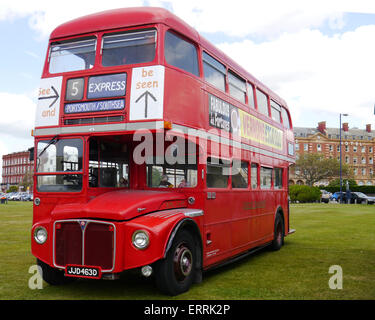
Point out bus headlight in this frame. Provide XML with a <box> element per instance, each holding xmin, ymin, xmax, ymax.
<box><xmin>34</xmin><ymin>226</ymin><xmax>48</xmax><ymax>244</ymax></box>
<box><xmin>132</xmin><ymin>230</ymin><xmax>149</xmax><ymax>250</ymax></box>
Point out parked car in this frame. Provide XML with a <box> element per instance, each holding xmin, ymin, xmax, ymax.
<box><xmin>14</xmin><ymin>193</ymin><xmax>23</xmax><ymax>201</ymax></box>
<box><xmin>350</xmin><ymin>192</ymin><xmax>375</xmax><ymax>204</ymax></box>
<box><xmin>8</xmin><ymin>192</ymin><xmax>20</xmax><ymax>201</ymax></box>
<box><xmin>20</xmin><ymin>193</ymin><xmax>33</xmax><ymax>201</ymax></box>
<box><xmin>320</xmin><ymin>190</ymin><xmax>332</xmax><ymax>203</ymax></box>
<box><xmin>330</xmin><ymin>191</ymin><xmax>375</xmax><ymax>204</ymax></box>
<box><xmin>6</xmin><ymin>192</ymin><xmax>14</xmax><ymax>200</ymax></box>
<box><xmin>330</xmin><ymin>192</ymin><xmax>345</xmax><ymax>202</ymax></box>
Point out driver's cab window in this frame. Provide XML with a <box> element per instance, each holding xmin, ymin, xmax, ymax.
<box><xmin>89</xmin><ymin>137</ymin><xmax>129</xmax><ymax>188</ymax></box>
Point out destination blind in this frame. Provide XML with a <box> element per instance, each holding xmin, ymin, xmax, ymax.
<box><xmin>65</xmin><ymin>99</ymin><xmax>125</xmax><ymax>114</ymax></box>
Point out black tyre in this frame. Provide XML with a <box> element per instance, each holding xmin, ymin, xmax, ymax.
<box><xmin>154</xmin><ymin>230</ymin><xmax>196</xmax><ymax>296</ymax></box>
<box><xmin>270</xmin><ymin>214</ymin><xmax>284</xmax><ymax>251</ymax></box>
<box><xmin>37</xmin><ymin>259</ymin><xmax>75</xmax><ymax>285</ymax></box>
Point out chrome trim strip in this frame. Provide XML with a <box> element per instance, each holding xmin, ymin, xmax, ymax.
<box><xmin>150</xmin><ymin>208</ymin><xmax>204</xmax><ymax>219</ymax></box>
<box><xmin>183</xmin><ymin>209</ymin><xmax>204</xmax><ymax>218</ymax></box>
<box><xmin>34</xmin><ymin>121</ymin><xmax>165</xmax><ymax>136</ymax></box>
<box><xmin>160</xmin><ymin>212</ymin><xmax>183</xmax><ymax>219</ymax></box>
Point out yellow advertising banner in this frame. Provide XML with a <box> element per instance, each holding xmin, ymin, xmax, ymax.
<box><xmin>239</xmin><ymin>109</ymin><xmax>283</xmax><ymax>150</ymax></box>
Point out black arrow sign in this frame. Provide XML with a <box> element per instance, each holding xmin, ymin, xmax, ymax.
<box><xmin>38</xmin><ymin>86</ymin><xmax>59</xmax><ymax>108</ymax></box>
<box><xmin>135</xmin><ymin>90</ymin><xmax>157</xmax><ymax>118</ymax></box>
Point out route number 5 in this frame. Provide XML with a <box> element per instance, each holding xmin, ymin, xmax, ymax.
<box><xmin>66</xmin><ymin>78</ymin><xmax>84</xmax><ymax>100</ymax></box>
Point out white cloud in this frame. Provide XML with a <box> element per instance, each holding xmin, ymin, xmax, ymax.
<box><xmin>0</xmin><ymin>92</ymin><xmax>36</xmax><ymax>184</ymax></box>
<box><xmin>0</xmin><ymin>92</ymin><xmax>36</xmax><ymax>139</ymax></box>
<box><xmin>217</xmin><ymin>25</ymin><xmax>375</xmax><ymax>125</ymax></box>
<box><xmin>1</xmin><ymin>1</ymin><xmax>375</xmax><ymax>39</ymax></box>
<box><xmin>24</xmin><ymin>50</ymin><xmax>39</xmax><ymax>59</ymax></box>
<box><xmin>0</xmin><ymin>0</ymin><xmax>145</xmax><ymax>38</ymax></box>
<box><xmin>149</xmin><ymin>0</ymin><xmax>375</xmax><ymax>38</ymax></box>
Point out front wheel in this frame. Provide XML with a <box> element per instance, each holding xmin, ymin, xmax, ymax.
<box><xmin>270</xmin><ymin>214</ymin><xmax>284</xmax><ymax>251</ymax></box>
<box><xmin>154</xmin><ymin>230</ymin><xmax>196</xmax><ymax>296</ymax></box>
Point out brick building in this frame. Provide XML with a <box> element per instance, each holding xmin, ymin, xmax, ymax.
<box><xmin>1</xmin><ymin>149</ymin><xmax>34</xmax><ymax>192</ymax></box>
<box><xmin>290</xmin><ymin>122</ymin><xmax>375</xmax><ymax>186</ymax></box>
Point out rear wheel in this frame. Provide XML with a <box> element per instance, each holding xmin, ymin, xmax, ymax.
<box><xmin>37</xmin><ymin>259</ymin><xmax>75</xmax><ymax>285</ymax></box>
<box><xmin>154</xmin><ymin>230</ymin><xmax>196</xmax><ymax>296</ymax></box>
<box><xmin>270</xmin><ymin>214</ymin><xmax>284</xmax><ymax>251</ymax></box>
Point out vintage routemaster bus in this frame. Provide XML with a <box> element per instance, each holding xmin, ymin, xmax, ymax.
<box><xmin>31</xmin><ymin>7</ymin><xmax>295</xmax><ymax>295</ymax></box>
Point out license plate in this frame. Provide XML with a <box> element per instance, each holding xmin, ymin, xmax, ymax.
<box><xmin>65</xmin><ymin>265</ymin><xmax>101</xmax><ymax>279</ymax></box>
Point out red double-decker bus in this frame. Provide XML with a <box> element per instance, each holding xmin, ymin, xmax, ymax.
<box><xmin>31</xmin><ymin>7</ymin><xmax>295</xmax><ymax>295</ymax></box>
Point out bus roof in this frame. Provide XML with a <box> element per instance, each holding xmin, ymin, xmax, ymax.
<box><xmin>50</xmin><ymin>7</ymin><xmax>287</xmax><ymax>108</ymax></box>
<box><xmin>50</xmin><ymin>7</ymin><xmax>198</xmax><ymax>40</ymax></box>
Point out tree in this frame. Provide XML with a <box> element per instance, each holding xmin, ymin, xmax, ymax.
<box><xmin>7</xmin><ymin>186</ymin><xmax>18</xmax><ymax>193</ymax></box>
<box><xmin>294</xmin><ymin>153</ymin><xmax>351</xmax><ymax>186</ymax></box>
<box><xmin>328</xmin><ymin>178</ymin><xmax>357</xmax><ymax>188</ymax></box>
<box><xmin>19</xmin><ymin>171</ymin><xmax>33</xmax><ymax>192</ymax></box>
<box><xmin>289</xmin><ymin>185</ymin><xmax>321</xmax><ymax>203</ymax></box>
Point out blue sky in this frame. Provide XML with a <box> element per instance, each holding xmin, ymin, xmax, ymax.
<box><xmin>1</xmin><ymin>1</ymin><xmax>375</xmax><ymax>183</ymax></box>
<box><xmin>0</xmin><ymin>18</ymin><xmax>46</xmax><ymax>94</ymax></box>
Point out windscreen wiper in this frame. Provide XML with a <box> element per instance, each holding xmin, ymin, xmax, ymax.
<box><xmin>37</xmin><ymin>135</ymin><xmax>59</xmax><ymax>165</ymax></box>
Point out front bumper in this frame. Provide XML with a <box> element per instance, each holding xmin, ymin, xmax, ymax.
<box><xmin>31</xmin><ymin>210</ymin><xmax>194</xmax><ymax>275</ymax></box>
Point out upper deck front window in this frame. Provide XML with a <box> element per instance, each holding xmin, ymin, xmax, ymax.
<box><xmin>49</xmin><ymin>38</ymin><xmax>96</xmax><ymax>74</ymax></box>
<box><xmin>102</xmin><ymin>29</ymin><xmax>156</xmax><ymax>67</ymax></box>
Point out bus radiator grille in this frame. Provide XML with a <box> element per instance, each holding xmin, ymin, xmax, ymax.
<box><xmin>54</xmin><ymin>220</ymin><xmax>115</xmax><ymax>272</ymax></box>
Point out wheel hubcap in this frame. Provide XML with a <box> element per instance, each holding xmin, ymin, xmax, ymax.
<box><xmin>174</xmin><ymin>243</ymin><xmax>193</xmax><ymax>281</ymax></box>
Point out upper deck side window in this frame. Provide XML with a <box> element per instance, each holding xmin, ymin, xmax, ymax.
<box><xmin>49</xmin><ymin>37</ymin><xmax>96</xmax><ymax>74</ymax></box>
<box><xmin>164</xmin><ymin>30</ymin><xmax>199</xmax><ymax>76</ymax></box>
<box><xmin>203</xmin><ymin>52</ymin><xmax>226</xmax><ymax>92</ymax></box>
<box><xmin>248</xmin><ymin>83</ymin><xmax>255</xmax><ymax>108</ymax></box>
<box><xmin>281</xmin><ymin>107</ymin><xmax>291</xmax><ymax>129</ymax></box>
<box><xmin>228</xmin><ymin>71</ymin><xmax>246</xmax><ymax>104</ymax></box>
<box><xmin>102</xmin><ymin>29</ymin><xmax>156</xmax><ymax>67</ymax></box>
<box><xmin>256</xmin><ymin>88</ymin><xmax>269</xmax><ymax>116</ymax></box>
<box><xmin>270</xmin><ymin>100</ymin><xmax>282</xmax><ymax>123</ymax></box>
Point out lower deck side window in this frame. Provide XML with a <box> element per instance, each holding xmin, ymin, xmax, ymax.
<box><xmin>146</xmin><ymin>163</ymin><xmax>197</xmax><ymax>188</ymax></box>
<box><xmin>274</xmin><ymin>168</ymin><xmax>283</xmax><ymax>189</ymax></box>
<box><xmin>251</xmin><ymin>163</ymin><xmax>259</xmax><ymax>189</ymax></box>
<box><xmin>260</xmin><ymin>167</ymin><xmax>272</xmax><ymax>189</ymax></box>
<box><xmin>206</xmin><ymin>157</ymin><xmax>230</xmax><ymax>188</ymax></box>
<box><xmin>231</xmin><ymin>161</ymin><xmax>248</xmax><ymax>188</ymax></box>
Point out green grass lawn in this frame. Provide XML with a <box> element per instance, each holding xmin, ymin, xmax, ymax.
<box><xmin>0</xmin><ymin>202</ymin><xmax>374</xmax><ymax>300</ymax></box>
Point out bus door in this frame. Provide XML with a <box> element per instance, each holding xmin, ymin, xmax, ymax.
<box><xmin>258</xmin><ymin>166</ymin><xmax>275</xmax><ymax>240</ymax></box>
<box><xmin>230</xmin><ymin>160</ymin><xmax>251</xmax><ymax>250</ymax></box>
<box><xmin>204</xmin><ymin>157</ymin><xmax>232</xmax><ymax>264</ymax></box>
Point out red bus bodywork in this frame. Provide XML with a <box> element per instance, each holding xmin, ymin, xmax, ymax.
<box><xmin>31</xmin><ymin>7</ymin><xmax>295</xmax><ymax>295</ymax></box>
